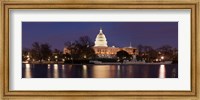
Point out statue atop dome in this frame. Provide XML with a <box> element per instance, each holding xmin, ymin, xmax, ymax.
<box><xmin>100</xmin><ymin>27</ymin><xmax>103</xmax><ymax>33</ymax></box>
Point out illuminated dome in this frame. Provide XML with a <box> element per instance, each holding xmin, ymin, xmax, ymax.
<box><xmin>94</xmin><ymin>28</ymin><xmax>108</xmax><ymax>47</ymax></box>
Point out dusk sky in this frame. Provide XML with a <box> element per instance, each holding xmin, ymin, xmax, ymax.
<box><xmin>22</xmin><ymin>22</ymin><xmax>178</xmax><ymax>50</ymax></box>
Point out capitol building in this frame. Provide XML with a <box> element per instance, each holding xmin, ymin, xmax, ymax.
<box><xmin>64</xmin><ymin>28</ymin><xmax>138</xmax><ymax>58</ymax></box>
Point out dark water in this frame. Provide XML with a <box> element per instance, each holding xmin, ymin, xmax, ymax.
<box><xmin>22</xmin><ymin>64</ymin><xmax>178</xmax><ymax>78</ymax></box>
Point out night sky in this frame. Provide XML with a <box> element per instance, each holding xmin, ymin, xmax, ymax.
<box><xmin>22</xmin><ymin>22</ymin><xmax>178</xmax><ymax>50</ymax></box>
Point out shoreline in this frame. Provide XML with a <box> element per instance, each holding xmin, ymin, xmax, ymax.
<box><xmin>22</xmin><ymin>62</ymin><xmax>177</xmax><ymax>65</ymax></box>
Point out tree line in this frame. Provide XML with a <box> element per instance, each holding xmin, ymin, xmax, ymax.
<box><xmin>136</xmin><ymin>44</ymin><xmax>178</xmax><ymax>62</ymax></box>
<box><xmin>22</xmin><ymin>36</ymin><xmax>178</xmax><ymax>63</ymax></box>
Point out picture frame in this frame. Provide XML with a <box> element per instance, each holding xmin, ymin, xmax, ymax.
<box><xmin>0</xmin><ymin>0</ymin><xmax>199</xmax><ymax>99</ymax></box>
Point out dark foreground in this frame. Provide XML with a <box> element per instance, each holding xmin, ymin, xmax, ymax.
<box><xmin>22</xmin><ymin>64</ymin><xmax>178</xmax><ymax>78</ymax></box>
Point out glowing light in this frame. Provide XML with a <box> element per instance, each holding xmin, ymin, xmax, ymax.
<box><xmin>94</xmin><ymin>28</ymin><xmax>108</xmax><ymax>47</ymax></box>
<box><xmin>83</xmin><ymin>55</ymin><xmax>87</xmax><ymax>58</ymax></box>
<box><xmin>53</xmin><ymin>64</ymin><xmax>59</xmax><ymax>78</ymax></box>
<box><xmin>161</xmin><ymin>56</ymin><xmax>164</xmax><ymax>60</ymax></box>
<box><xmin>117</xmin><ymin>65</ymin><xmax>120</xmax><ymax>71</ymax></box>
<box><xmin>25</xmin><ymin>64</ymin><xmax>31</xmax><ymax>78</ymax></box>
<box><xmin>156</xmin><ymin>59</ymin><xmax>158</xmax><ymax>62</ymax></box>
<box><xmin>83</xmin><ymin>65</ymin><xmax>87</xmax><ymax>78</ymax></box>
<box><xmin>48</xmin><ymin>64</ymin><xmax>50</xmax><ymax>69</ymax></box>
<box><xmin>54</xmin><ymin>64</ymin><xmax>58</xmax><ymax>70</ymax></box>
<box><xmin>159</xmin><ymin>64</ymin><xmax>166</xmax><ymax>78</ymax></box>
<box><xmin>62</xmin><ymin>65</ymin><xmax>65</xmax><ymax>69</ymax></box>
<box><xmin>92</xmin><ymin>65</ymin><xmax>110</xmax><ymax>78</ymax></box>
<box><xmin>26</xmin><ymin>64</ymin><xmax>30</xmax><ymax>68</ymax></box>
<box><xmin>61</xmin><ymin>65</ymin><xmax>66</xmax><ymax>78</ymax></box>
<box><xmin>26</xmin><ymin>55</ymin><xmax>30</xmax><ymax>61</ymax></box>
<box><xmin>83</xmin><ymin>65</ymin><xmax>87</xmax><ymax>70</ymax></box>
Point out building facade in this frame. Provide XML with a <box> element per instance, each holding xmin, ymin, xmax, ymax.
<box><xmin>64</xmin><ymin>28</ymin><xmax>138</xmax><ymax>58</ymax></box>
<box><xmin>93</xmin><ymin>28</ymin><xmax>138</xmax><ymax>58</ymax></box>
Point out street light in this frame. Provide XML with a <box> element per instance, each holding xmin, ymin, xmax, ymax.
<box><xmin>55</xmin><ymin>55</ymin><xmax>58</xmax><ymax>62</ymax></box>
<box><xmin>48</xmin><ymin>57</ymin><xmax>51</xmax><ymax>61</ymax></box>
<box><xmin>26</xmin><ymin>55</ymin><xmax>30</xmax><ymax>63</ymax></box>
<box><xmin>161</xmin><ymin>56</ymin><xmax>164</xmax><ymax>62</ymax></box>
<box><xmin>84</xmin><ymin>55</ymin><xmax>87</xmax><ymax>59</ymax></box>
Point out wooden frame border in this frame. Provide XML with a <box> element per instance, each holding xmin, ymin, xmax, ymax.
<box><xmin>0</xmin><ymin>0</ymin><xmax>199</xmax><ymax>99</ymax></box>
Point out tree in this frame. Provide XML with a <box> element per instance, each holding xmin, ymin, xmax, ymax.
<box><xmin>64</xmin><ymin>36</ymin><xmax>96</xmax><ymax>59</ymax></box>
<box><xmin>22</xmin><ymin>48</ymin><xmax>30</xmax><ymax>61</ymax></box>
<box><xmin>116</xmin><ymin>50</ymin><xmax>131</xmax><ymax>62</ymax></box>
<box><xmin>31</xmin><ymin>42</ymin><xmax>41</xmax><ymax>61</ymax></box>
<box><xmin>136</xmin><ymin>45</ymin><xmax>157</xmax><ymax>62</ymax></box>
<box><xmin>30</xmin><ymin>42</ymin><xmax>52</xmax><ymax>61</ymax></box>
<box><xmin>148</xmin><ymin>49</ymin><xmax>158</xmax><ymax>62</ymax></box>
<box><xmin>40</xmin><ymin>43</ymin><xmax>52</xmax><ymax>61</ymax></box>
<box><xmin>172</xmin><ymin>48</ymin><xmax>178</xmax><ymax>63</ymax></box>
<box><xmin>157</xmin><ymin>45</ymin><xmax>173</xmax><ymax>61</ymax></box>
<box><xmin>52</xmin><ymin>49</ymin><xmax>62</xmax><ymax>61</ymax></box>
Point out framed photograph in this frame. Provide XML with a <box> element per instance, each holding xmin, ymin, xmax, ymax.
<box><xmin>0</xmin><ymin>0</ymin><xmax>199</xmax><ymax>99</ymax></box>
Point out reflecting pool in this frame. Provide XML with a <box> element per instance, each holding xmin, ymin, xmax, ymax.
<box><xmin>22</xmin><ymin>64</ymin><xmax>178</xmax><ymax>78</ymax></box>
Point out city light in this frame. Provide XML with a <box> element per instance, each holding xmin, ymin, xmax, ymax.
<box><xmin>161</xmin><ymin>56</ymin><xmax>164</xmax><ymax>60</ymax></box>
<box><xmin>26</xmin><ymin>54</ymin><xmax>30</xmax><ymax>62</ymax></box>
<box><xmin>22</xmin><ymin>23</ymin><xmax>178</xmax><ymax>78</ymax></box>
<box><xmin>84</xmin><ymin>55</ymin><xmax>87</xmax><ymax>59</ymax></box>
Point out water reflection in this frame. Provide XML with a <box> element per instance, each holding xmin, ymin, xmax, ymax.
<box><xmin>61</xmin><ymin>64</ymin><xmax>66</xmax><ymax>78</ymax></box>
<box><xmin>25</xmin><ymin>64</ymin><xmax>32</xmax><ymax>78</ymax></box>
<box><xmin>82</xmin><ymin>65</ymin><xmax>87</xmax><ymax>78</ymax></box>
<box><xmin>171</xmin><ymin>68</ymin><xmax>177</xmax><ymax>78</ymax></box>
<box><xmin>159</xmin><ymin>64</ymin><xmax>166</xmax><ymax>78</ymax></box>
<box><xmin>116</xmin><ymin>65</ymin><xmax>120</xmax><ymax>78</ymax></box>
<box><xmin>53</xmin><ymin>64</ymin><xmax>59</xmax><ymax>78</ymax></box>
<box><xmin>47</xmin><ymin>64</ymin><xmax>51</xmax><ymax>78</ymax></box>
<box><xmin>62</xmin><ymin>65</ymin><xmax>65</xmax><ymax>69</ymax></box>
<box><xmin>126</xmin><ymin>65</ymin><xmax>134</xmax><ymax>78</ymax></box>
<box><xmin>22</xmin><ymin>64</ymin><xmax>177</xmax><ymax>78</ymax></box>
<box><xmin>92</xmin><ymin>65</ymin><xmax>112</xmax><ymax>78</ymax></box>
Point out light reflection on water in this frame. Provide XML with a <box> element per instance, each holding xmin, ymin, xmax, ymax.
<box><xmin>92</xmin><ymin>65</ymin><xmax>114</xmax><ymax>78</ymax></box>
<box><xmin>62</xmin><ymin>64</ymin><xmax>66</xmax><ymax>78</ymax></box>
<box><xmin>53</xmin><ymin>64</ymin><xmax>59</xmax><ymax>78</ymax></box>
<box><xmin>116</xmin><ymin>65</ymin><xmax>120</xmax><ymax>78</ymax></box>
<box><xmin>47</xmin><ymin>65</ymin><xmax>51</xmax><ymax>78</ymax></box>
<box><xmin>82</xmin><ymin>65</ymin><xmax>87</xmax><ymax>78</ymax></box>
<box><xmin>22</xmin><ymin>64</ymin><xmax>177</xmax><ymax>78</ymax></box>
<box><xmin>62</xmin><ymin>65</ymin><xmax>65</xmax><ymax>69</ymax></box>
<box><xmin>159</xmin><ymin>64</ymin><xmax>166</xmax><ymax>78</ymax></box>
<box><xmin>25</xmin><ymin>64</ymin><xmax>31</xmax><ymax>78</ymax></box>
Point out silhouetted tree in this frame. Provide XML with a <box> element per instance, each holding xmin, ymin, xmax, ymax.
<box><xmin>116</xmin><ymin>50</ymin><xmax>131</xmax><ymax>62</ymax></box>
<box><xmin>52</xmin><ymin>49</ymin><xmax>62</xmax><ymax>61</ymax></box>
<box><xmin>22</xmin><ymin>48</ymin><xmax>30</xmax><ymax>61</ymax></box>
<box><xmin>30</xmin><ymin>42</ymin><xmax>52</xmax><ymax>61</ymax></box>
<box><xmin>64</xmin><ymin>36</ymin><xmax>96</xmax><ymax>59</ymax></box>
<box><xmin>172</xmin><ymin>48</ymin><xmax>178</xmax><ymax>63</ymax></box>
<box><xmin>31</xmin><ymin>42</ymin><xmax>41</xmax><ymax>61</ymax></box>
<box><xmin>40</xmin><ymin>43</ymin><xmax>52</xmax><ymax>60</ymax></box>
<box><xmin>157</xmin><ymin>45</ymin><xmax>173</xmax><ymax>60</ymax></box>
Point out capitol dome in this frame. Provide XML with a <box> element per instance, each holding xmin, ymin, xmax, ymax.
<box><xmin>94</xmin><ymin>28</ymin><xmax>108</xmax><ymax>47</ymax></box>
